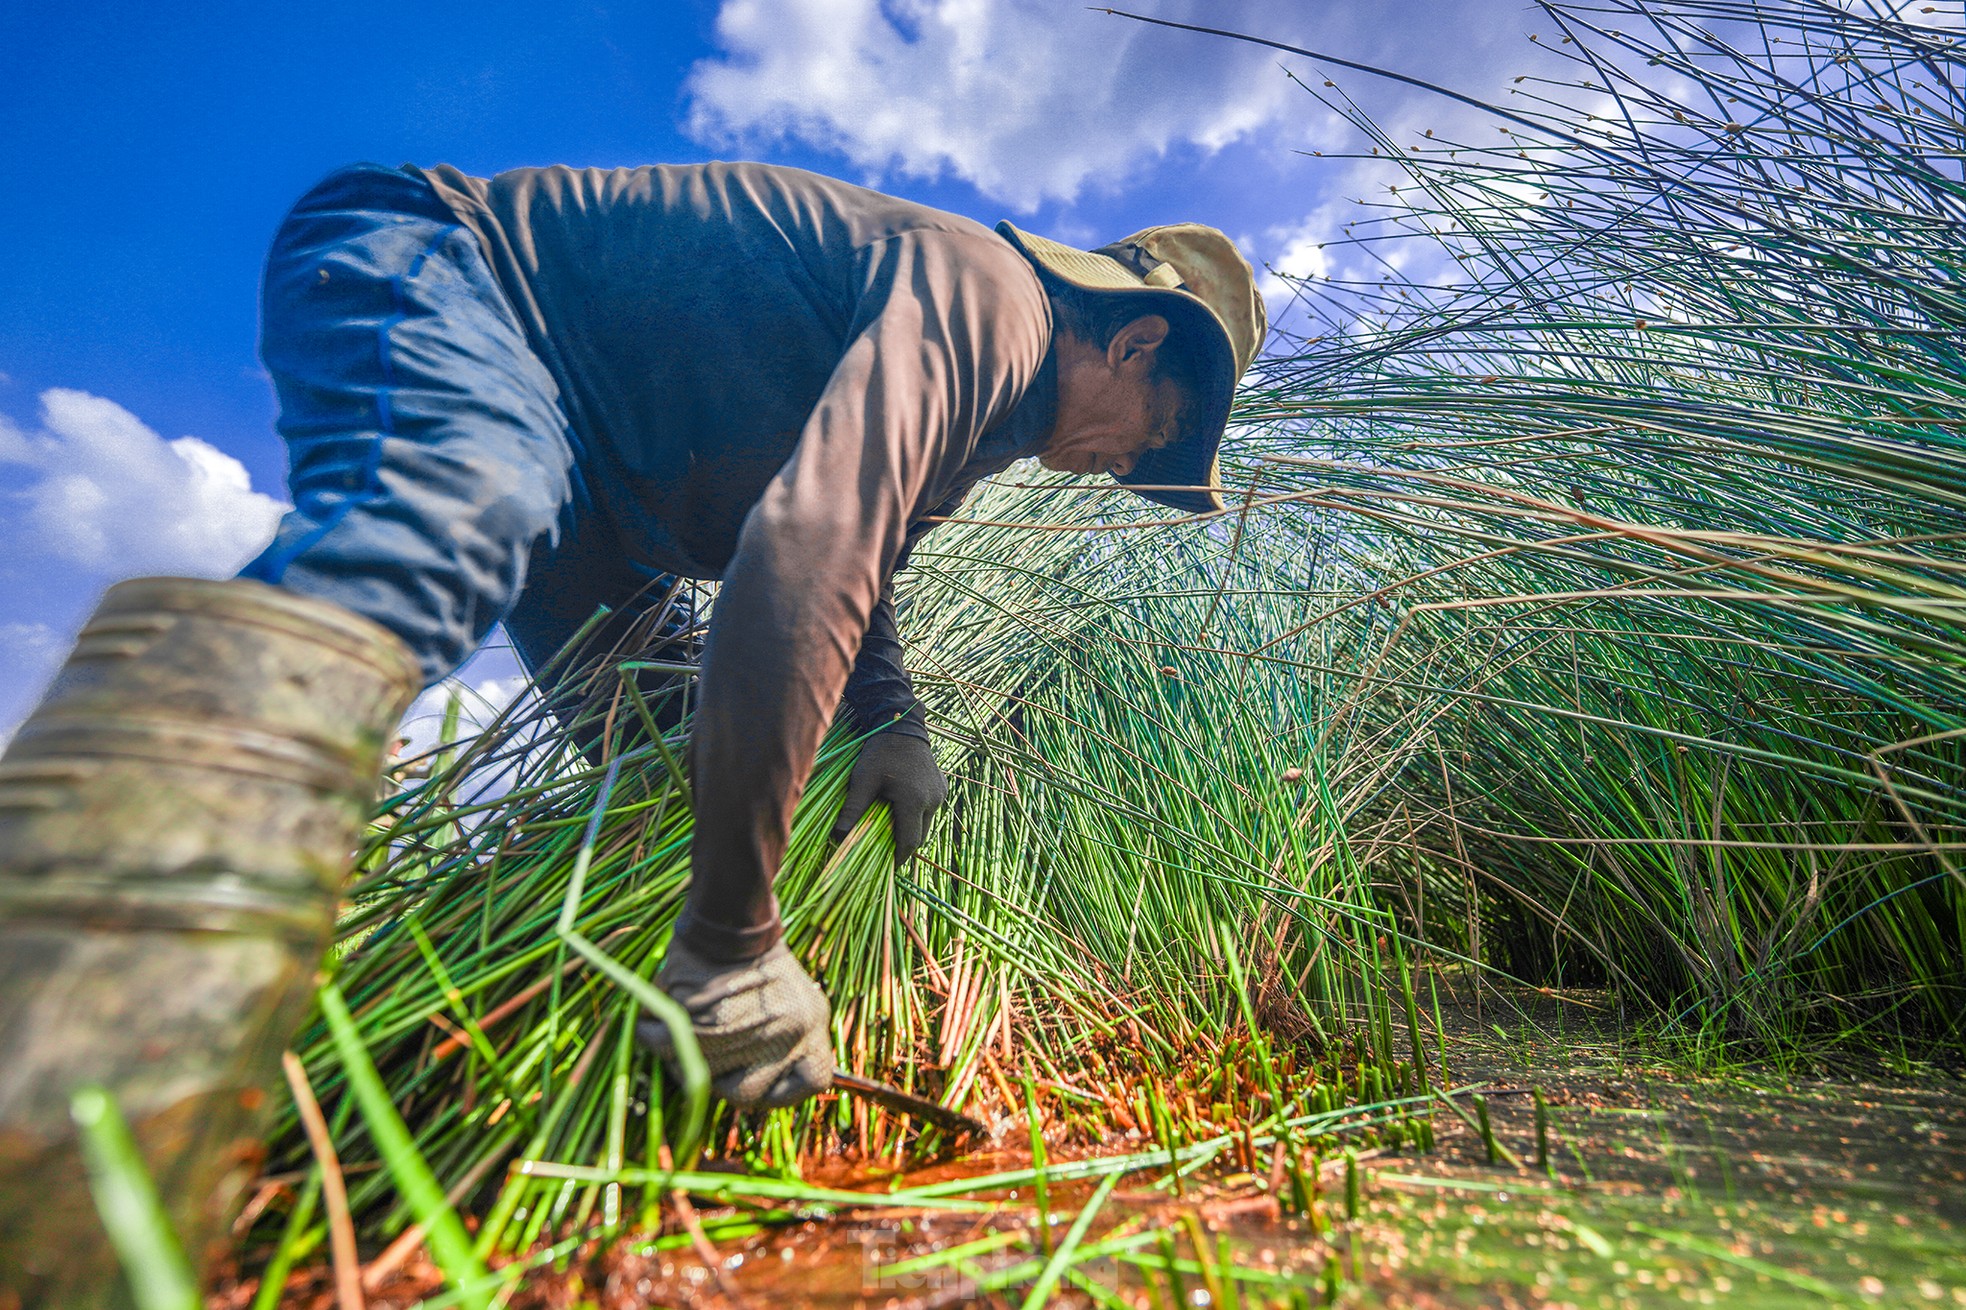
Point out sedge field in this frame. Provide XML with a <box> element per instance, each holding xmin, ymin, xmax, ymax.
<box><xmin>72</xmin><ymin>2</ymin><xmax>1966</xmax><ymax>1306</ymax></box>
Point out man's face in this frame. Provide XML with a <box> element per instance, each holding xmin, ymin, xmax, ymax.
<box><xmin>1038</xmin><ymin>375</ymin><xmax>1182</xmax><ymax>478</ymax></box>
<box><xmin>1041</xmin><ymin>313</ymin><xmax>1185</xmax><ymax>480</ymax></box>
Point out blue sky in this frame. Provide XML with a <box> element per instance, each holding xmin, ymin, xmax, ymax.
<box><xmin>0</xmin><ymin>0</ymin><xmax>1548</xmax><ymax>737</ymax></box>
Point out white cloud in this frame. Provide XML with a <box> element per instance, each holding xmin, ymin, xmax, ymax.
<box><xmin>0</xmin><ymin>388</ymin><xmax>288</xmax><ymax>741</ymax></box>
<box><xmin>1244</xmin><ymin>13</ymin><xmax>1611</xmax><ymax>325</ymax></box>
<box><xmin>685</xmin><ymin>0</ymin><xmax>1308</xmax><ymax>209</ymax></box>
<box><xmin>1256</xmin><ymin>133</ymin><xmax>1506</xmax><ymax>320</ymax></box>
<box><xmin>1260</xmin><ymin>201</ymin><xmax>1341</xmax><ymax>301</ymax></box>
<box><xmin>0</xmin><ymin>388</ymin><xmax>284</xmax><ymax>579</ymax></box>
<box><xmin>0</xmin><ymin>621</ymin><xmax>62</xmax><ymax>668</ymax></box>
<box><xmin>0</xmin><ymin>623</ymin><xmax>63</xmax><ymax>748</ymax></box>
<box><xmin>397</xmin><ymin>672</ymin><xmax>536</xmax><ymax>761</ymax></box>
<box><xmin>685</xmin><ymin>1</ymin><xmax>1553</xmax><ymax>212</ymax></box>
<box><xmin>1868</xmin><ymin>0</ymin><xmax>1962</xmax><ymax>29</ymax></box>
<box><xmin>389</xmin><ymin>650</ymin><xmax>541</xmax><ymax>810</ymax></box>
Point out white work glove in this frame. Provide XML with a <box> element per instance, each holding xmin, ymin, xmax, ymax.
<box><xmin>831</xmin><ymin>731</ymin><xmax>948</xmax><ymax>863</ymax></box>
<box><xmin>636</xmin><ymin>937</ymin><xmax>835</xmax><ymax>1109</ymax></box>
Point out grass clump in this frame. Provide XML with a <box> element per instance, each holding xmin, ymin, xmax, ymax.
<box><xmin>1224</xmin><ymin>0</ymin><xmax>1966</xmax><ymax>1049</ymax></box>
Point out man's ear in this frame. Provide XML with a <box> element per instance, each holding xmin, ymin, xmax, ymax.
<box><xmin>1109</xmin><ymin>314</ymin><xmax>1171</xmax><ymax>370</ymax></box>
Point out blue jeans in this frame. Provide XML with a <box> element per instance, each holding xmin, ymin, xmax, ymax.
<box><xmin>242</xmin><ymin>164</ymin><xmax>683</xmax><ymax>690</ymax></box>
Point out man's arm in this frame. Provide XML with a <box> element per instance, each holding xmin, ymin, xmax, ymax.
<box><xmin>845</xmin><ymin>499</ymin><xmax>967</xmax><ymax>740</ymax></box>
<box><xmin>677</xmin><ymin>230</ymin><xmax>1050</xmax><ymax>963</ymax></box>
<box><xmin>832</xmin><ymin>565</ymin><xmax>950</xmax><ymax>861</ymax></box>
<box><xmin>841</xmin><ymin>581</ymin><xmax>927</xmax><ymax>742</ymax></box>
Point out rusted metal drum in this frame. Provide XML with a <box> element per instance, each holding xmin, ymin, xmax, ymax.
<box><xmin>0</xmin><ymin>576</ymin><xmax>418</xmax><ymax>1306</ymax></box>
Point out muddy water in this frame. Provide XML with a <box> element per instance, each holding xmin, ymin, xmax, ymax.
<box><xmin>244</xmin><ymin>994</ymin><xmax>1966</xmax><ymax>1307</ymax></box>
<box><xmin>592</xmin><ymin>1000</ymin><xmax>1966</xmax><ymax>1308</ymax></box>
<box><xmin>1324</xmin><ymin>1009</ymin><xmax>1966</xmax><ymax>1307</ymax></box>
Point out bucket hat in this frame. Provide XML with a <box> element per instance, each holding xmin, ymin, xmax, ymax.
<box><xmin>996</xmin><ymin>221</ymin><xmax>1266</xmax><ymax>514</ymax></box>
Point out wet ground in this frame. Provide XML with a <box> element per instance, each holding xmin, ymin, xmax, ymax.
<box><xmin>1328</xmin><ymin>993</ymin><xmax>1966</xmax><ymax>1307</ymax></box>
<box><xmin>233</xmin><ymin>989</ymin><xmax>1966</xmax><ymax>1308</ymax></box>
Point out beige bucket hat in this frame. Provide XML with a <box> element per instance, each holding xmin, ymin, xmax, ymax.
<box><xmin>997</xmin><ymin>220</ymin><xmax>1266</xmax><ymax>513</ymax></box>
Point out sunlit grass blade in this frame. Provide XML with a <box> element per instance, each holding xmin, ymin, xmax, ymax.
<box><xmin>319</xmin><ymin>982</ymin><xmax>491</xmax><ymax>1310</ymax></box>
<box><xmin>70</xmin><ymin>1085</ymin><xmax>200</xmax><ymax>1310</ymax></box>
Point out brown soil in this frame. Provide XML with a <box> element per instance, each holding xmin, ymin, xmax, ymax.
<box><xmin>214</xmin><ymin>986</ymin><xmax>1966</xmax><ymax>1308</ymax></box>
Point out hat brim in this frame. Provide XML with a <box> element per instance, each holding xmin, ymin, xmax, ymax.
<box><xmin>1115</xmin><ymin>344</ymin><xmax>1233</xmax><ymax>516</ymax></box>
<box><xmin>998</xmin><ymin>222</ymin><xmax>1234</xmax><ymax>515</ymax></box>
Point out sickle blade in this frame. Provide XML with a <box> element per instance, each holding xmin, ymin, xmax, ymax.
<box><xmin>832</xmin><ymin>1069</ymin><xmax>989</xmax><ymax>1140</ymax></box>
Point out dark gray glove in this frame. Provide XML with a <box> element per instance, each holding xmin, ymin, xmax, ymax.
<box><xmin>636</xmin><ymin>937</ymin><xmax>834</xmax><ymax>1109</ymax></box>
<box><xmin>831</xmin><ymin>730</ymin><xmax>948</xmax><ymax>863</ymax></box>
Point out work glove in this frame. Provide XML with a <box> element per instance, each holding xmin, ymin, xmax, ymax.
<box><xmin>831</xmin><ymin>730</ymin><xmax>948</xmax><ymax>863</ymax></box>
<box><xmin>636</xmin><ymin>937</ymin><xmax>835</xmax><ymax>1109</ymax></box>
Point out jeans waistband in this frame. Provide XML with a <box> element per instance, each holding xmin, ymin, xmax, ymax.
<box><xmin>287</xmin><ymin>162</ymin><xmax>455</xmax><ymax>226</ymax></box>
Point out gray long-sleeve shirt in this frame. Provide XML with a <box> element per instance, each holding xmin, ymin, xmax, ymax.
<box><xmin>412</xmin><ymin>161</ymin><xmax>1058</xmax><ymax>956</ymax></box>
